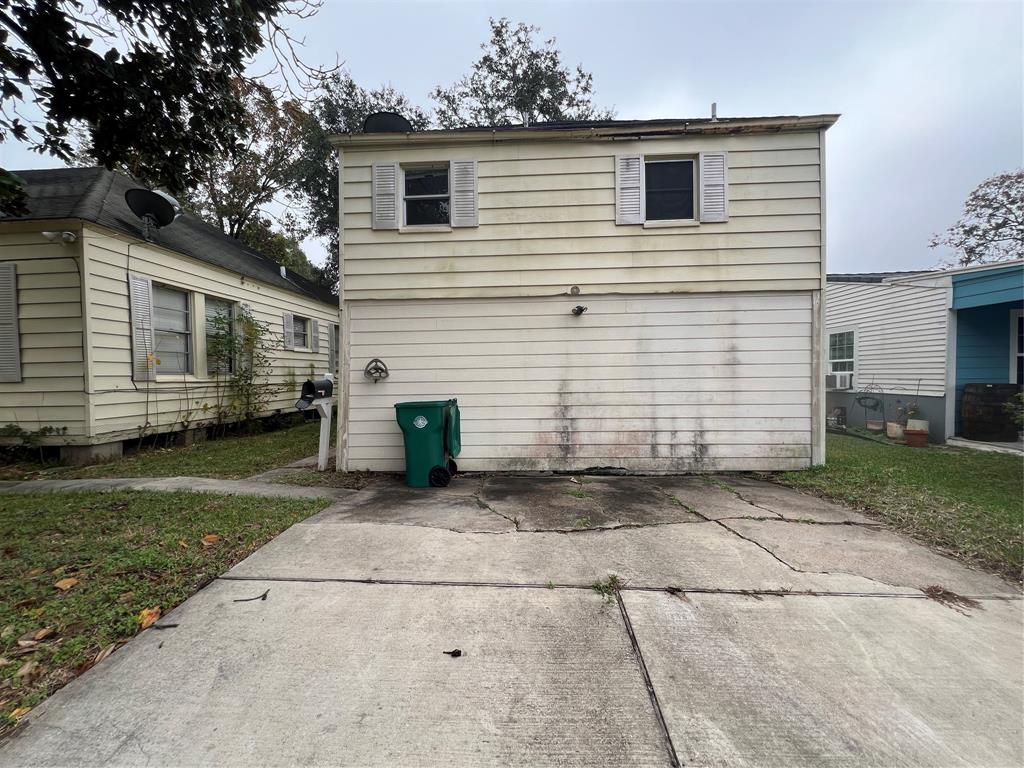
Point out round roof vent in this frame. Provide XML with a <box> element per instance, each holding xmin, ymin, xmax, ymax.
<box><xmin>363</xmin><ymin>111</ymin><xmax>414</xmax><ymax>133</ymax></box>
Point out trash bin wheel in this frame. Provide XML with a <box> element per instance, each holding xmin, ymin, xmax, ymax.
<box><xmin>429</xmin><ymin>465</ymin><xmax>452</xmax><ymax>487</ymax></box>
<box><xmin>447</xmin><ymin>459</ymin><xmax>458</xmax><ymax>476</ymax></box>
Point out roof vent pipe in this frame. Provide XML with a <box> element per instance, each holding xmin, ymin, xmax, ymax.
<box><xmin>711</xmin><ymin>102</ymin><xmax>718</xmax><ymax>122</ymax></box>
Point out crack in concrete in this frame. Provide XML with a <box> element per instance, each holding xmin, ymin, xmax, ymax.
<box><xmin>614</xmin><ymin>592</ymin><xmax>680</xmax><ymax>768</ymax></box>
<box><xmin>472</xmin><ymin>478</ymin><xmax>520</xmax><ymax>531</ymax></box>
<box><xmin>216</xmin><ymin>574</ymin><xmax>1020</xmax><ymax>601</ymax></box>
<box><xmin>644</xmin><ymin>480</ymin><xmax>913</xmax><ymax>593</ymax></box>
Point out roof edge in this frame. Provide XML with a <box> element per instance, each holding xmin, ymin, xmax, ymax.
<box><xmin>330</xmin><ymin>114</ymin><xmax>840</xmax><ymax>148</ymax></box>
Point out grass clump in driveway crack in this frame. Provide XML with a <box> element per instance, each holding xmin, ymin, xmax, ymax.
<box><xmin>0</xmin><ymin>490</ymin><xmax>328</xmax><ymax>734</ymax></box>
<box><xmin>769</xmin><ymin>434</ymin><xmax>1023</xmax><ymax>581</ymax></box>
<box><xmin>591</xmin><ymin>574</ymin><xmax>623</xmax><ymax>602</ymax></box>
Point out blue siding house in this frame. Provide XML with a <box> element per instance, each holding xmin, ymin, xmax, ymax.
<box><xmin>952</xmin><ymin>263</ymin><xmax>1023</xmax><ymax>434</ymax></box>
<box><xmin>825</xmin><ymin>260</ymin><xmax>1022</xmax><ymax>444</ymax></box>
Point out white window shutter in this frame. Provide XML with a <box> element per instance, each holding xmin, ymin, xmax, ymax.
<box><xmin>328</xmin><ymin>323</ymin><xmax>338</xmax><ymax>373</ymax></box>
<box><xmin>0</xmin><ymin>264</ymin><xmax>21</xmax><ymax>383</ymax></box>
<box><xmin>699</xmin><ymin>152</ymin><xmax>729</xmax><ymax>222</ymax></box>
<box><xmin>615</xmin><ymin>154</ymin><xmax>644</xmax><ymax>225</ymax></box>
<box><xmin>282</xmin><ymin>312</ymin><xmax>294</xmax><ymax>350</ymax></box>
<box><xmin>450</xmin><ymin>160</ymin><xmax>478</xmax><ymax>227</ymax></box>
<box><xmin>311</xmin><ymin>319</ymin><xmax>320</xmax><ymax>353</ymax></box>
<box><xmin>128</xmin><ymin>273</ymin><xmax>155</xmax><ymax>381</ymax></box>
<box><xmin>372</xmin><ymin>162</ymin><xmax>400</xmax><ymax>230</ymax></box>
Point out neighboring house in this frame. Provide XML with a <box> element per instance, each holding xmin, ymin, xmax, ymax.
<box><xmin>331</xmin><ymin>114</ymin><xmax>838</xmax><ymax>473</ymax></box>
<box><xmin>0</xmin><ymin>168</ymin><xmax>339</xmax><ymax>463</ymax></box>
<box><xmin>826</xmin><ymin>261</ymin><xmax>1024</xmax><ymax>442</ymax></box>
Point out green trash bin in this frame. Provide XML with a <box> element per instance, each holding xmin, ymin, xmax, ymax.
<box><xmin>395</xmin><ymin>399</ymin><xmax>460</xmax><ymax>488</ymax></box>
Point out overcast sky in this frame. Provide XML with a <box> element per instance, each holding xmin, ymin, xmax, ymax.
<box><xmin>2</xmin><ymin>0</ymin><xmax>1021</xmax><ymax>272</ymax></box>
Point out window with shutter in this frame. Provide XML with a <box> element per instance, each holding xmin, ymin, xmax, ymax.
<box><xmin>403</xmin><ymin>165</ymin><xmax>450</xmax><ymax>225</ymax></box>
<box><xmin>699</xmin><ymin>151</ymin><xmax>729</xmax><ymax>222</ymax></box>
<box><xmin>282</xmin><ymin>313</ymin><xmax>295</xmax><ymax>350</ymax></box>
<box><xmin>372</xmin><ymin>163</ymin><xmax>400</xmax><ymax>230</ymax></box>
<box><xmin>0</xmin><ymin>263</ymin><xmax>21</xmax><ymax>383</ymax></box>
<box><xmin>450</xmin><ymin>160</ymin><xmax>478</xmax><ymax>227</ymax></box>
<box><xmin>128</xmin><ymin>273</ymin><xmax>155</xmax><ymax>381</ymax></box>
<box><xmin>615</xmin><ymin>155</ymin><xmax>644</xmax><ymax>225</ymax></box>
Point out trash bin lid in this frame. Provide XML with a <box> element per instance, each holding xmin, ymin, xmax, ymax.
<box><xmin>394</xmin><ymin>400</ymin><xmax>453</xmax><ymax>410</ymax></box>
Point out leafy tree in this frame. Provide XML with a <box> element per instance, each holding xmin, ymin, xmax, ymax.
<box><xmin>931</xmin><ymin>169</ymin><xmax>1024</xmax><ymax>265</ymax></box>
<box><xmin>431</xmin><ymin>18</ymin><xmax>614</xmax><ymax>128</ymax></box>
<box><xmin>0</xmin><ymin>0</ymin><xmax>328</xmax><ymax>213</ymax></box>
<box><xmin>240</xmin><ymin>216</ymin><xmax>318</xmax><ymax>280</ymax></box>
<box><xmin>295</xmin><ymin>72</ymin><xmax>429</xmax><ymax>289</ymax></box>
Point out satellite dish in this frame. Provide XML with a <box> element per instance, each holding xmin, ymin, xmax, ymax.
<box><xmin>125</xmin><ymin>188</ymin><xmax>181</xmax><ymax>239</ymax></box>
<box><xmin>363</xmin><ymin>111</ymin><xmax>414</xmax><ymax>133</ymax></box>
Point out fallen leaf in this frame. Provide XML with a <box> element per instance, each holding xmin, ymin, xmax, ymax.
<box><xmin>0</xmin><ymin>658</ymin><xmax>11</xmax><ymax>667</ymax></box>
<box><xmin>16</xmin><ymin>627</ymin><xmax>54</xmax><ymax>648</ymax></box>
<box><xmin>10</xmin><ymin>706</ymin><xmax>31</xmax><ymax>719</ymax></box>
<box><xmin>26</xmin><ymin>567</ymin><xmax>45</xmax><ymax>577</ymax></box>
<box><xmin>54</xmin><ymin>577</ymin><xmax>79</xmax><ymax>591</ymax></box>
<box><xmin>51</xmin><ymin>566</ymin><xmax>66</xmax><ymax>576</ymax></box>
<box><xmin>138</xmin><ymin>607</ymin><xmax>161</xmax><ymax>630</ymax></box>
<box><xmin>200</xmin><ymin>534</ymin><xmax>221</xmax><ymax>547</ymax></box>
<box><xmin>15</xmin><ymin>660</ymin><xmax>38</xmax><ymax>679</ymax></box>
<box><xmin>94</xmin><ymin>643</ymin><xmax>118</xmax><ymax>664</ymax></box>
<box><xmin>178</xmin><ymin>539</ymin><xmax>188</xmax><ymax>549</ymax></box>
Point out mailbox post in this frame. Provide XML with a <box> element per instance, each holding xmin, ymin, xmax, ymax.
<box><xmin>296</xmin><ymin>375</ymin><xmax>334</xmax><ymax>471</ymax></box>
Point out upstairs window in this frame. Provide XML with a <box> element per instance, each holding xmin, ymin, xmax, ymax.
<box><xmin>153</xmin><ymin>285</ymin><xmax>191</xmax><ymax>375</ymax></box>
<box><xmin>828</xmin><ymin>330</ymin><xmax>855</xmax><ymax>374</ymax></box>
<box><xmin>644</xmin><ymin>158</ymin><xmax>696</xmax><ymax>221</ymax></box>
<box><xmin>404</xmin><ymin>166</ymin><xmax>450</xmax><ymax>226</ymax></box>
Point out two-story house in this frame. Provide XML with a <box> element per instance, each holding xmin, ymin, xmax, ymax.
<box><xmin>331</xmin><ymin>114</ymin><xmax>838</xmax><ymax>473</ymax></box>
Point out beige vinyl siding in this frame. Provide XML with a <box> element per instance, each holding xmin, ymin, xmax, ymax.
<box><xmin>0</xmin><ymin>229</ymin><xmax>88</xmax><ymax>438</ymax></box>
<box><xmin>341</xmin><ymin>131</ymin><xmax>823</xmax><ymax>301</ymax></box>
<box><xmin>346</xmin><ymin>292</ymin><xmax>813</xmax><ymax>472</ymax></box>
<box><xmin>81</xmin><ymin>224</ymin><xmax>337</xmax><ymax>442</ymax></box>
<box><xmin>826</xmin><ymin>280</ymin><xmax>950</xmax><ymax>397</ymax></box>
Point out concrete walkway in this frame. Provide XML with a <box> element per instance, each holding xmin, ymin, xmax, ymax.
<box><xmin>1</xmin><ymin>474</ymin><xmax>1020</xmax><ymax>767</ymax></box>
<box><xmin>0</xmin><ymin>475</ymin><xmax>355</xmax><ymax>501</ymax></box>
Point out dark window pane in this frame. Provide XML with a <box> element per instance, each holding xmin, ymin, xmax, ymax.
<box><xmin>405</xmin><ymin>169</ymin><xmax>448</xmax><ymax>196</ymax></box>
<box><xmin>406</xmin><ymin>199</ymin><xmax>450</xmax><ymax>225</ymax></box>
<box><xmin>1018</xmin><ymin>356</ymin><xmax>1023</xmax><ymax>385</ymax></box>
<box><xmin>645</xmin><ymin>160</ymin><xmax>694</xmax><ymax>220</ymax></box>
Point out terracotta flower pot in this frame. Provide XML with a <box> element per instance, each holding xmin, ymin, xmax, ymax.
<box><xmin>904</xmin><ymin>428</ymin><xmax>929</xmax><ymax>448</ymax></box>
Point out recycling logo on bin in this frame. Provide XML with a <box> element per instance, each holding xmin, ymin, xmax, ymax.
<box><xmin>413</xmin><ymin>415</ymin><xmax>428</xmax><ymax>429</ymax></box>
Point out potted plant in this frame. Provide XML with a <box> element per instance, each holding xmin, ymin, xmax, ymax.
<box><xmin>902</xmin><ymin>402</ymin><xmax>929</xmax><ymax>447</ymax></box>
<box><xmin>886</xmin><ymin>399</ymin><xmax>907</xmax><ymax>440</ymax></box>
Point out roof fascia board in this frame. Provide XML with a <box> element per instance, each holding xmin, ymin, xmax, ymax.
<box><xmin>331</xmin><ymin>114</ymin><xmax>840</xmax><ymax>149</ymax></box>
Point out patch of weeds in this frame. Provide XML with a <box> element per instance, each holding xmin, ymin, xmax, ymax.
<box><xmin>572</xmin><ymin>516</ymin><xmax>592</xmax><ymax>528</ymax></box>
<box><xmin>704</xmin><ymin>475</ymin><xmax>737</xmax><ymax>493</ymax></box>
<box><xmin>591</xmin><ymin>574</ymin><xmax>623</xmax><ymax>603</ymax></box>
<box><xmin>567</xmin><ymin>489</ymin><xmax>590</xmax><ymax>499</ymax></box>
<box><xmin>546</xmin><ymin>581</ymin><xmax>555</xmax><ymax>590</ymax></box>
<box><xmin>922</xmin><ymin>585</ymin><xmax>983</xmax><ymax>613</ymax></box>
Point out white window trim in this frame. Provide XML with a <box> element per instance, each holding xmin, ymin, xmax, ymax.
<box><xmin>642</xmin><ymin>155</ymin><xmax>699</xmax><ymax>226</ymax></box>
<box><xmin>827</xmin><ymin>326</ymin><xmax>858</xmax><ymax>388</ymax></box>
<box><xmin>292</xmin><ymin>315</ymin><xmax>311</xmax><ymax>351</ymax></box>
<box><xmin>400</xmin><ymin>162</ymin><xmax>451</xmax><ymax>231</ymax></box>
<box><xmin>152</xmin><ymin>283</ymin><xmax>195</xmax><ymax>379</ymax></box>
<box><xmin>1011</xmin><ymin>309</ymin><xmax>1022</xmax><ymax>384</ymax></box>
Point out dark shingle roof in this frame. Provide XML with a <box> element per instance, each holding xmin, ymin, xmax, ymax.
<box><xmin>3</xmin><ymin>167</ymin><xmax>334</xmax><ymax>305</ymax></box>
<box><xmin>827</xmin><ymin>270</ymin><xmax>935</xmax><ymax>283</ymax></box>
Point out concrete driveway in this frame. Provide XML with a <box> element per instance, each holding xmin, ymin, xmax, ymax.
<box><xmin>2</xmin><ymin>474</ymin><xmax>1021</xmax><ymax>767</ymax></box>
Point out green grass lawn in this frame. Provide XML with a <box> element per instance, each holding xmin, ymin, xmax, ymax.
<box><xmin>0</xmin><ymin>490</ymin><xmax>329</xmax><ymax>732</ymax></box>
<box><xmin>771</xmin><ymin>433</ymin><xmax>1023</xmax><ymax>581</ymax></box>
<box><xmin>1</xmin><ymin>420</ymin><xmax>325</xmax><ymax>481</ymax></box>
